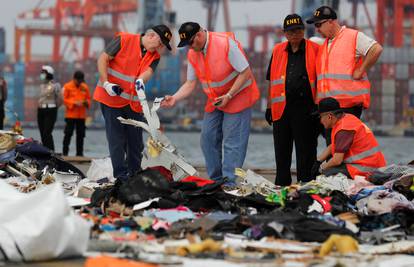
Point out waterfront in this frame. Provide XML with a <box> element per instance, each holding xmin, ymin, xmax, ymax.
<box><xmin>23</xmin><ymin>128</ymin><xmax>414</xmax><ymax>169</ymax></box>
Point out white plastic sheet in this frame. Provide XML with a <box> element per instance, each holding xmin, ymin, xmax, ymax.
<box><xmin>0</xmin><ymin>180</ymin><xmax>90</xmax><ymax>262</ymax></box>
<box><xmin>86</xmin><ymin>157</ymin><xmax>114</xmax><ymax>181</ymax></box>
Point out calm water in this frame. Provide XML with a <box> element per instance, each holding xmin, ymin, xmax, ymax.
<box><xmin>23</xmin><ymin>128</ymin><xmax>414</xmax><ymax>169</ymax></box>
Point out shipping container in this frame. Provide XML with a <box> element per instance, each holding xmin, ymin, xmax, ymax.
<box><xmin>382</xmin><ymin>79</ymin><xmax>396</xmax><ymax>95</ymax></box>
<box><xmin>381</xmin><ymin>111</ymin><xmax>395</xmax><ymax>125</ymax></box>
<box><xmin>396</xmin><ymin>64</ymin><xmax>409</xmax><ymax>79</ymax></box>
<box><xmin>381</xmin><ymin>95</ymin><xmax>396</xmax><ymax>111</ymax></box>
<box><xmin>381</xmin><ymin>64</ymin><xmax>396</xmax><ymax>78</ymax></box>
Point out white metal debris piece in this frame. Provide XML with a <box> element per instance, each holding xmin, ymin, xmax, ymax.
<box><xmin>117</xmin><ymin>85</ymin><xmax>197</xmax><ymax>181</ymax></box>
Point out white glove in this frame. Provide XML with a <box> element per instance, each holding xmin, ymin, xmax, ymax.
<box><xmin>103</xmin><ymin>81</ymin><xmax>121</xmax><ymax>96</ymax></box>
<box><xmin>135</xmin><ymin>78</ymin><xmax>145</xmax><ymax>91</ymax></box>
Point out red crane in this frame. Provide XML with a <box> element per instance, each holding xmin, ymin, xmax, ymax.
<box><xmin>15</xmin><ymin>0</ymin><xmax>138</xmax><ymax>63</ymax></box>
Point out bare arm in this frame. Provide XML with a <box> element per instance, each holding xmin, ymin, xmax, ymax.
<box><xmin>227</xmin><ymin>67</ymin><xmax>251</xmax><ymax>97</ymax></box>
<box><xmin>318</xmin><ymin>144</ymin><xmax>333</xmax><ymax>162</ymax></box>
<box><xmin>360</xmin><ymin>43</ymin><xmax>383</xmax><ymax>72</ymax></box>
<box><xmin>97</xmin><ymin>52</ymin><xmax>114</xmax><ymax>83</ymax></box>
<box><xmin>321</xmin><ymin>152</ymin><xmax>345</xmax><ymax>170</ymax></box>
<box><xmin>138</xmin><ymin>68</ymin><xmax>154</xmax><ymax>83</ymax></box>
<box><xmin>173</xmin><ymin>80</ymin><xmax>197</xmax><ymax>101</ymax></box>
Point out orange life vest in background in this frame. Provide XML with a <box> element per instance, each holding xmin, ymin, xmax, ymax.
<box><xmin>316</xmin><ymin>27</ymin><xmax>371</xmax><ymax>109</ymax></box>
<box><xmin>63</xmin><ymin>80</ymin><xmax>90</xmax><ymax>119</ymax></box>
<box><xmin>188</xmin><ymin>31</ymin><xmax>260</xmax><ymax>113</ymax></box>
<box><xmin>93</xmin><ymin>33</ymin><xmax>160</xmax><ymax>113</ymax></box>
<box><xmin>269</xmin><ymin>39</ymin><xmax>319</xmax><ymax>121</ymax></box>
<box><xmin>331</xmin><ymin>114</ymin><xmax>386</xmax><ymax>179</ymax></box>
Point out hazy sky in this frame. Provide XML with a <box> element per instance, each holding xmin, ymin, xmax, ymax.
<box><xmin>0</xmin><ymin>0</ymin><xmax>375</xmax><ymax>59</ymax></box>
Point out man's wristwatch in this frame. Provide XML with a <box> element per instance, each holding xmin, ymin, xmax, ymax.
<box><xmin>226</xmin><ymin>92</ymin><xmax>233</xmax><ymax>99</ymax></box>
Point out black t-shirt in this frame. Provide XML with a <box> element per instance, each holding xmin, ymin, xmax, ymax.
<box><xmin>104</xmin><ymin>35</ymin><xmax>160</xmax><ymax>71</ymax></box>
<box><xmin>266</xmin><ymin>39</ymin><xmax>313</xmax><ymax>104</ymax></box>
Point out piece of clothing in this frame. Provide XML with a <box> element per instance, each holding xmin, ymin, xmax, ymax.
<box><xmin>104</xmin><ymin>35</ymin><xmax>160</xmax><ymax>71</ymax></box>
<box><xmin>272</xmin><ymin>101</ymin><xmax>318</xmax><ymax>185</ymax></box>
<box><xmin>200</xmin><ymin>107</ymin><xmax>251</xmax><ymax>183</ymax></box>
<box><xmin>334</xmin><ymin>130</ymin><xmax>355</xmax><ymax>153</ymax></box>
<box><xmin>328</xmin><ymin>26</ymin><xmax>377</xmax><ymax>57</ymax></box>
<box><xmin>94</xmin><ymin>33</ymin><xmax>160</xmax><ymax>113</ymax></box>
<box><xmin>0</xmin><ymin>101</ymin><xmax>4</xmax><ymax>130</ymax></box>
<box><xmin>100</xmin><ymin>103</ymin><xmax>144</xmax><ymax>180</ymax></box>
<box><xmin>62</xmin><ymin>118</ymin><xmax>86</xmax><ymax>156</ymax></box>
<box><xmin>0</xmin><ymin>78</ymin><xmax>7</xmax><ymax>129</ymax></box>
<box><xmin>267</xmin><ymin>39</ymin><xmax>319</xmax><ymax>121</ymax></box>
<box><xmin>187</xmin><ymin>35</ymin><xmax>249</xmax><ymax>80</ymax></box>
<box><xmin>316</xmin><ymin>27</ymin><xmax>371</xmax><ymax>109</ymax></box>
<box><xmin>63</xmin><ymin>80</ymin><xmax>91</xmax><ymax>119</ymax></box>
<box><xmin>0</xmin><ymin>78</ymin><xmax>7</xmax><ymax>103</ymax></box>
<box><xmin>37</xmin><ymin>107</ymin><xmax>57</xmax><ymax>151</ymax></box>
<box><xmin>331</xmin><ymin>114</ymin><xmax>386</xmax><ymax>179</ymax></box>
<box><xmin>38</xmin><ymin>81</ymin><xmax>62</xmax><ymax>107</ymax></box>
<box><xmin>187</xmin><ymin>31</ymin><xmax>259</xmax><ymax>114</ymax></box>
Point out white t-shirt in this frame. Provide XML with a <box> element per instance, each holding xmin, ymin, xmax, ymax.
<box><xmin>186</xmin><ymin>32</ymin><xmax>249</xmax><ymax>81</ymax></box>
<box><xmin>327</xmin><ymin>26</ymin><xmax>377</xmax><ymax>58</ymax></box>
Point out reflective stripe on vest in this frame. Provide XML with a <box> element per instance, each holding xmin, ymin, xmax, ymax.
<box><xmin>97</xmin><ymin>81</ymin><xmax>139</xmax><ymax>101</ymax></box>
<box><xmin>271</xmin><ymin>78</ymin><xmax>284</xmax><ymax>86</ymax></box>
<box><xmin>108</xmin><ymin>67</ymin><xmax>136</xmax><ymax>83</ymax></box>
<box><xmin>317</xmin><ymin>73</ymin><xmax>368</xmax><ymax>81</ymax></box>
<box><xmin>202</xmin><ymin>76</ymin><xmax>253</xmax><ymax>95</ymax></box>
<box><xmin>271</xmin><ymin>95</ymin><xmax>285</xmax><ymax>104</ymax></box>
<box><xmin>200</xmin><ymin>70</ymin><xmax>239</xmax><ymax>89</ymax></box>
<box><xmin>344</xmin><ymin>146</ymin><xmax>381</xmax><ymax>163</ymax></box>
<box><xmin>317</xmin><ymin>88</ymin><xmax>369</xmax><ymax>99</ymax></box>
<box><xmin>348</xmin><ymin>163</ymin><xmax>378</xmax><ymax>173</ymax></box>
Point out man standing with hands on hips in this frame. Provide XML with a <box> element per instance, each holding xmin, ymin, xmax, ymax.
<box><xmin>162</xmin><ymin>22</ymin><xmax>260</xmax><ymax>186</ymax></box>
<box><xmin>94</xmin><ymin>24</ymin><xmax>172</xmax><ymax>182</ymax></box>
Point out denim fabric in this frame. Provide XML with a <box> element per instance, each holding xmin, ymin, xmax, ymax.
<box><xmin>200</xmin><ymin>108</ymin><xmax>252</xmax><ymax>183</ymax></box>
<box><xmin>100</xmin><ymin>103</ymin><xmax>144</xmax><ymax>181</ymax></box>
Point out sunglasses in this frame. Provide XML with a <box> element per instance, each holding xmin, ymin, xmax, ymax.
<box><xmin>315</xmin><ymin>20</ymin><xmax>329</xmax><ymax>28</ymax></box>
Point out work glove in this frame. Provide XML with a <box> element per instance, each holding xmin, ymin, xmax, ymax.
<box><xmin>135</xmin><ymin>78</ymin><xmax>145</xmax><ymax>91</ymax></box>
<box><xmin>311</xmin><ymin>160</ymin><xmax>322</xmax><ymax>178</ymax></box>
<box><xmin>103</xmin><ymin>81</ymin><xmax>122</xmax><ymax>96</ymax></box>
<box><xmin>265</xmin><ymin>108</ymin><xmax>273</xmax><ymax>126</ymax></box>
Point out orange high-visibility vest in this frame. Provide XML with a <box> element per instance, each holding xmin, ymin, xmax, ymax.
<box><xmin>63</xmin><ymin>80</ymin><xmax>90</xmax><ymax>119</ymax></box>
<box><xmin>316</xmin><ymin>27</ymin><xmax>371</xmax><ymax>109</ymax></box>
<box><xmin>93</xmin><ymin>33</ymin><xmax>160</xmax><ymax>113</ymax></box>
<box><xmin>269</xmin><ymin>39</ymin><xmax>319</xmax><ymax>121</ymax></box>
<box><xmin>188</xmin><ymin>32</ymin><xmax>260</xmax><ymax>113</ymax></box>
<box><xmin>331</xmin><ymin>114</ymin><xmax>386</xmax><ymax>179</ymax></box>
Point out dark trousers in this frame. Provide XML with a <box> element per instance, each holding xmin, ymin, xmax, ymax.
<box><xmin>325</xmin><ymin>105</ymin><xmax>363</xmax><ymax>145</ymax></box>
<box><xmin>0</xmin><ymin>101</ymin><xmax>4</xmax><ymax>130</ymax></box>
<box><xmin>273</xmin><ymin>101</ymin><xmax>319</xmax><ymax>186</ymax></box>
<box><xmin>63</xmin><ymin>118</ymin><xmax>86</xmax><ymax>156</ymax></box>
<box><xmin>37</xmin><ymin>107</ymin><xmax>57</xmax><ymax>151</ymax></box>
<box><xmin>101</xmin><ymin>103</ymin><xmax>144</xmax><ymax>181</ymax></box>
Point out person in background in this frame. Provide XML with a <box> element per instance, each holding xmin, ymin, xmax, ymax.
<box><xmin>313</xmin><ymin>97</ymin><xmax>386</xmax><ymax>179</ymax></box>
<box><xmin>94</xmin><ymin>25</ymin><xmax>172</xmax><ymax>181</ymax></box>
<box><xmin>162</xmin><ymin>22</ymin><xmax>260</xmax><ymax>186</ymax></box>
<box><xmin>38</xmin><ymin>65</ymin><xmax>62</xmax><ymax>151</ymax></box>
<box><xmin>266</xmin><ymin>14</ymin><xmax>320</xmax><ymax>186</ymax></box>
<box><xmin>0</xmin><ymin>76</ymin><xmax>7</xmax><ymax>130</ymax></box>
<box><xmin>62</xmin><ymin>71</ymin><xmax>90</xmax><ymax>156</ymax></box>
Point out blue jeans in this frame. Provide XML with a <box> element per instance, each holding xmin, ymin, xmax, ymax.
<box><xmin>200</xmin><ymin>108</ymin><xmax>252</xmax><ymax>183</ymax></box>
<box><xmin>101</xmin><ymin>103</ymin><xmax>144</xmax><ymax>181</ymax></box>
